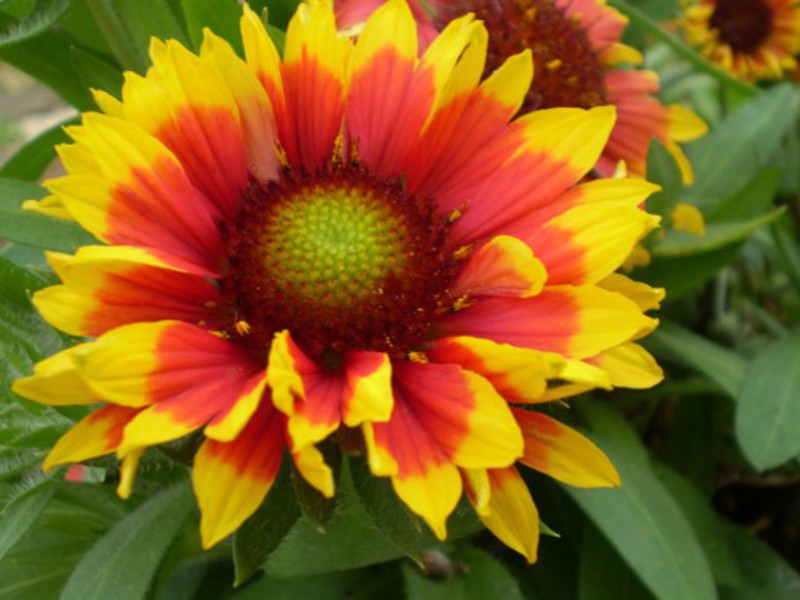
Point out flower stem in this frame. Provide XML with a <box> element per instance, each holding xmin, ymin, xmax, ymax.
<box><xmin>608</xmin><ymin>0</ymin><xmax>760</xmax><ymax>97</ymax></box>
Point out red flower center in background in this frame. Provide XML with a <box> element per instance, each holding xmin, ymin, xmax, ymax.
<box><xmin>434</xmin><ymin>0</ymin><xmax>608</xmax><ymax>111</ymax></box>
<box><xmin>709</xmin><ymin>0</ymin><xmax>773</xmax><ymax>52</ymax></box>
<box><xmin>224</xmin><ymin>166</ymin><xmax>458</xmax><ymax>361</ymax></box>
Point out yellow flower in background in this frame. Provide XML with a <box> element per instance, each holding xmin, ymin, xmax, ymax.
<box><xmin>683</xmin><ymin>0</ymin><xmax>800</xmax><ymax>81</ymax></box>
<box><xmin>14</xmin><ymin>0</ymin><xmax>664</xmax><ymax>560</ymax></box>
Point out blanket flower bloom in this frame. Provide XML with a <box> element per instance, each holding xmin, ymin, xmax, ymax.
<box><xmin>682</xmin><ymin>0</ymin><xmax>800</xmax><ymax>81</ymax></box>
<box><xmin>337</xmin><ymin>0</ymin><xmax>707</xmax><ymax>183</ymax></box>
<box><xmin>14</xmin><ymin>0</ymin><xmax>664</xmax><ymax>560</ymax></box>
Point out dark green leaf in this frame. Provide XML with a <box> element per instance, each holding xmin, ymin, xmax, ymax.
<box><xmin>564</xmin><ymin>402</ymin><xmax>716</xmax><ymax>600</ymax></box>
<box><xmin>0</xmin><ymin>0</ymin><xmax>70</xmax><ymax>47</ymax></box>
<box><xmin>61</xmin><ymin>482</ymin><xmax>194</xmax><ymax>600</ymax></box>
<box><xmin>644</xmin><ymin>320</ymin><xmax>746</xmax><ymax>398</ymax></box>
<box><xmin>350</xmin><ymin>455</ymin><xmax>480</xmax><ymax>562</ymax></box>
<box><xmin>233</xmin><ymin>462</ymin><xmax>300</xmax><ymax>586</ymax></box>
<box><xmin>231</xmin><ymin>571</ymin><xmax>362</xmax><ymax>600</ymax></box>
<box><xmin>84</xmin><ymin>0</ymin><xmax>188</xmax><ymax>72</ymax></box>
<box><xmin>403</xmin><ymin>547</ymin><xmax>524</xmax><ymax>600</ymax></box>
<box><xmin>687</xmin><ymin>84</ymin><xmax>795</xmax><ymax>211</ymax></box>
<box><xmin>639</xmin><ymin>242</ymin><xmax>743</xmax><ymax>300</ymax></box>
<box><xmin>264</xmin><ymin>458</ymin><xmax>406</xmax><ymax>577</ymax></box>
<box><xmin>0</xmin><ymin>481</ymin><xmax>55</xmax><ymax>563</ymax></box>
<box><xmin>720</xmin><ymin>525</ymin><xmax>800</xmax><ymax>599</ymax></box>
<box><xmin>651</xmin><ymin>208</ymin><xmax>784</xmax><ymax>257</ymax></box>
<box><xmin>645</xmin><ymin>139</ymin><xmax>683</xmax><ymax>218</ymax></box>
<box><xmin>735</xmin><ymin>333</ymin><xmax>800</xmax><ymax>470</ymax></box>
<box><xmin>707</xmin><ymin>166</ymin><xmax>782</xmax><ymax>222</ymax></box>
<box><xmin>578</xmin><ymin>527</ymin><xmax>653</xmax><ymax>600</ymax></box>
<box><xmin>181</xmin><ymin>0</ymin><xmax>243</xmax><ymax>54</ymax></box>
<box><xmin>0</xmin><ymin>118</ymin><xmax>74</xmax><ymax>182</ymax></box>
<box><xmin>0</xmin><ymin>482</ymin><xmax>131</xmax><ymax>599</ymax></box>
<box><xmin>653</xmin><ymin>464</ymin><xmax>740</xmax><ymax>586</ymax></box>
<box><xmin>71</xmin><ymin>45</ymin><xmax>123</xmax><ymax>95</ymax></box>
<box><xmin>0</xmin><ymin>32</ymin><xmax>93</xmax><ymax>108</ymax></box>
<box><xmin>0</xmin><ymin>0</ymin><xmax>37</xmax><ymax>19</ymax></box>
<box><xmin>0</xmin><ymin>178</ymin><xmax>97</xmax><ymax>251</ymax></box>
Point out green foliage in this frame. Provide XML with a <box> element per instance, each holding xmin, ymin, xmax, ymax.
<box><xmin>0</xmin><ymin>0</ymin><xmax>799</xmax><ymax>597</ymax></box>
<box><xmin>735</xmin><ymin>334</ymin><xmax>800</xmax><ymax>470</ymax></box>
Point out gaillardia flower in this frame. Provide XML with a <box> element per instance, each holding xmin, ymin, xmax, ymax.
<box><xmin>683</xmin><ymin>0</ymin><xmax>800</xmax><ymax>81</ymax></box>
<box><xmin>337</xmin><ymin>0</ymin><xmax>707</xmax><ymax>183</ymax></box>
<box><xmin>14</xmin><ymin>0</ymin><xmax>664</xmax><ymax>560</ymax></box>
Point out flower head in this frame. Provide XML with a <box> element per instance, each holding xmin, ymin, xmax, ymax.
<box><xmin>15</xmin><ymin>0</ymin><xmax>663</xmax><ymax>559</ymax></box>
<box><xmin>683</xmin><ymin>0</ymin><xmax>800</xmax><ymax>81</ymax></box>
<box><xmin>337</xmin><ymin>0</ymin><xmax>708</xmax><ymax>182</ymax></box>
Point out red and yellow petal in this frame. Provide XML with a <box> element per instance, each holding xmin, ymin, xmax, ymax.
<box><xmin>452</xmin><ymin>235</ymin><xmax>547</xmax><ymax>299</ymax></box>
<box><xmin>346</xmin><ymin>0</ymin><xmax>431</xmax><ymax>176</ymax></box>
<box><xmin>341</xmin><ymin>351</ymin><xmax>393</xmax><ymax>427</ymax></box>
<box><xmin>281</xmin><ymin>0</ymin><xmax>351</xmax><ymax>170</ymax></box>
<box><xmin>267</xmin><ymin>331</ymin><xmax>394</xmax><ymax>449</ymax></box>
<box><xmin>43</xmin><ymin>405</ymin><xmax>142</xmax><ymax>472</ymax></box>
<box><xmin>371</xmin><ymin>398</ymin><xmax>462</xmax><ymax>539</ymax></box>
<box><xmin>193</xmin><ymin>402</ymin><xmax>285</xmax><ymax>548</ymax></box>
<box><xmin>426</xmin><ymin>336</ymin><xmax>564</xmax><ymax>403</ymax></box>
<box><xmin>448</xmin><ymin>107</ymin><xmax>617</xmax><ymax>245</ymax></box>
<box><xmin>440</xmin><ymin>285</ymin><xmax>657</xmax><ymax>360</ymax></box>
<box><xmin>393</xmin><ymin>362</ymin><xmax>523</xmax><ymax>470</ymax></box>
<box><xmin>33</xmin><ymin>246</ymin><xmax>223</xmax><ymax>337</ymax></box>
<box><xmin>122</xmin><ymin>40</ymin><xmax>249</xmax><ymax>215</ymax></box>
<box><xmin>514</xmin><ymin>409</ymin><xmax>620</xmax><ymax>488</ymax></box>
<box><xmin>465</xmin><ymin>466</ymin><xmax>539</xmax><ymax>563</ymax></box>
<box><xmin>524</xmin><ymin>204</ymin><xmax>659</xmax><ymax>286</ymax></box>
<box><xmin>408</xmin><ymin>50</ymin><xmax>532</xmax><ymax>203</ymax></box>
<box><xmin>200</xmin><ymin>29</ymin><xmax>279</xmax><ymax>182</ymax></box>
<box><xmin>47</xmin><ymin>114</ymin><xmax>226</xmax><ymax>271</ymax></box>
<box><xmin>72</xmin><ymin>321</ymin><xmax>264</xmax><ymax>443</ymax></box>
<box><xmin>11</xmin><ymin>343</ymin><xmax>96</xmax><ymax>406</ymax></box>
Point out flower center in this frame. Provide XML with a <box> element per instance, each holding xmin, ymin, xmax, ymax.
<box><xmin>709</xmin><ymin>0</ymin><xmax>773</xmax><ymax>52</ymax></box>
<box><xmin>224</xmin><ymin>168</ymin><xmax>458</xmax><ymax>360</ymax></box>
<box><xmin>434</xmin><ymin>0</ymin><xmax>608</xmax><ymax>111</ymax></box>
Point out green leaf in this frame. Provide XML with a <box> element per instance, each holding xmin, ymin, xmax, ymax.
<box><xmin>84</xmin><ymin>0</ymin><xmax>189</xmax><ymax>72</ymax></box>
<box><xmin>644</xmin><ymin>320</ymin><xmax>746</xmax><ymax>398</ymax></box>
<box><xmin>651</xmin><ymin>208</ymin><xmax>785</xmax><ymax>257</ymax></box>
<box><xmin>686</xmin><ymin>84</ymin><xmax>795</xmax><ymax>212</ymax></box>
<box><xmin>0</xmin><ymin>0</ymin><xmax>37</xmax><ymax>19</ymax></box>
<box><xmin>0</xmin><ymin>178</ymin><xmax>97</xmax><ymax>252</ymax></box>
<box><xmin>402</xmin><ymin>547</ymin><xmax>524</xmax><ymax>600</ymax></box>
<box><xmin>264</xmin><ymin>459</ymin><xmax>407</xmax><ymax>578</ymax></box>
<box><xmin>60</xmin><ymin>482</ymin><xmax>194</xmax><ymax>600</ymax></box>
<box><xmin>564</xmin><ymin>402</ymin><xmax>716</xmax><ymax>600</ymax></box>
<box><xmin>645</xmin><ymin>139</ymin><xmax>683</xmax><ymax>218</ymax></box>
<box><xmin>0</xmin><ymin>0</ymin><xmax>70</xmax><ymax>47</ymax></box>
<box><xmin>0</xmin><ymin>119</ymin><xmax>74</xmax><ymax>182</ymax></box>
<box><xmin>71</xmin><ymin>46</ymin><xmax>123</xmax><ymax>95</ymax></box>
<box><xmin>233</xmin><ymin>463</ymin><xmax>300</xmax><ymax>586</ymax></box>
<box><xmin>735</xmin><ymin>334</ymin><xmax>800</xmax><ymax>471</ymax></box>
<box><xmin>181</xmin><ymin>0</ymin><xmax>243</xmax><ymax>54</ymax></box>
<box><xmin>0</xmin><ymin>481</ymin><xmax>55</xmax><ymax>564</ymax></box>
<box><xmin>0</xmin><ymin>32</ymin><xmax>93</xmax><ymax>108</ymax></box>
<box><xmin>0</xmin><ymin>482</ymin><xmax>131</xmax><ymax>599</ymax></box>
<box><xmin>264</xmin><ymin>457</ymin><xmax>480</xmax><ymax>578</ymax></box>
<box><xmin>578</xmin><ymin>527</ymin><xmax>652</xmax><ymax>600</ymax></box>
<box><xmin>653</xmin><ymin>464</ymin><xmax>741</xmax><ymax>586</ymax></box>
<box><xmin>639</xmin><ymin>242</ymin><xmax>743</xmax><ymax>300</ymax></box>
<box><xmin>720</xmin><ymin>525</ymin><xmax>800</xmax><ymax>599</ymax></box>
<box><xmin>230</xmin><ymin>571</ymin><xmax>361</xmax><ymax>600</ymax></box>
<box><xmin>707</xmin><ymin>166</ymin><xmax>782</xmax><ymax>222</ymax></box>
